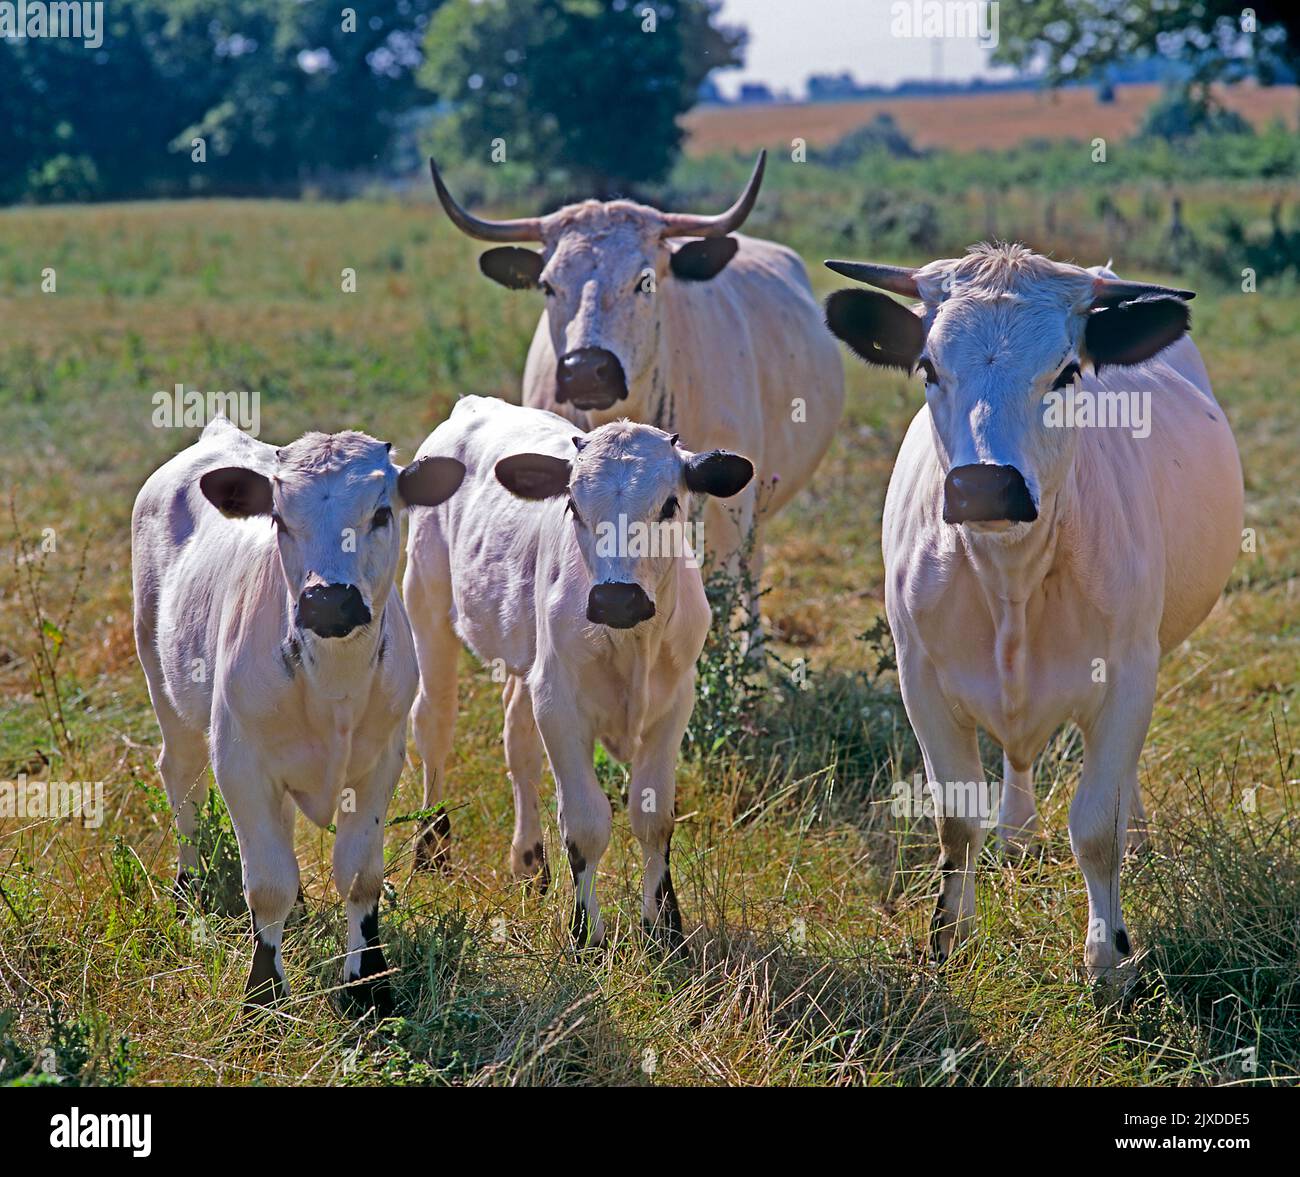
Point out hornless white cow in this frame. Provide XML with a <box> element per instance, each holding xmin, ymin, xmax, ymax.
<box><xmin>132</xmin><ymin>417</ymin><xmax>464</xmax><ymax>1009</ymax></box>
<box><xmin>427</xmin><ymin>153</ymin><xmax>843</xmax><ymax>587</ymax></box>
<box><xmin>824</xmin><ymin>244</ymin><xmax>1243</xmax><ymax>988</ymax></box>
<box><xmin>402</xmin><ymin>396</ymin><xmax>753</xmax><ymax>946</ymax></box>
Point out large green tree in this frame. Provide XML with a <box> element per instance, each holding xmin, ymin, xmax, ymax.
<box><xmin>994</xmin><ymin>1</ymin><xmax>1298</xmax><ymax>90</ymax></box>
<box><xmin>421</xmin><ymin>0</ymin><xmax>745</xmax><ymax>194</ymax></box>
<box><xmin>1</xmin><ymin>0</ymin><xmax>442</xmax><ymax>203</ymax></box>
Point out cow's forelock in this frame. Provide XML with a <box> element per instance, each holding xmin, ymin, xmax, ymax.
<box><xmin>271</xmin><ymin>432</ymin><xmax>401</xmax><ymax>618</ymax></box>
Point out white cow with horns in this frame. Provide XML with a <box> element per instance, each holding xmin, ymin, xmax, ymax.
<box><xmin>427</xmin><ymin>152</ymin><xmax>844</xmax><ymax>593</ymax></box>
<box><xmin>132</xmin><ymin>417</ymin><xmax>465</xmax><ymax>1010</ymax></box>
<box><xmin>823</xmin><ymin>243</ymin><xmax>1242</xmax><ymax>989</ymax></box>
<box><xmin>402</xmin><ymin>396</ymin><xmax>753</xmax><ymax>947</ymax></box>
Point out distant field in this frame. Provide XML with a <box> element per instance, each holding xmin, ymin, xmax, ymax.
<box><xmin>683</xmin><ymin>81</ymin><xmax>1300</xmax><ymax>155</ymax></box>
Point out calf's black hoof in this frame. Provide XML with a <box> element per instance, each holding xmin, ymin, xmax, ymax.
<box><xmin>643</xmin><ymin>918</ymin><xmax>688</xmax><ymax>964</ymax></box>
<box><xmin>412</xmin><ymin>813</ymin><xmax>453</xmax><ymax>874</ymax></box>
<box><xmin>244</xmin><ymin>942</ymin><xmax>286</xmax><ymax>1010</ymax></box>
<box><xmin>338</xmin><ymin>975</ymin><xmax>394</xmax><ymax>1019</ymax></box>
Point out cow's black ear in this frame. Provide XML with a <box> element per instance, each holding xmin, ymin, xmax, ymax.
<box><xmin>495</xmin><ymin>453</ymin><xmax>572</xmax><ymax>499</ymax></box>
<box><xmin>199</xmin><ymin>466</ymin><xmax>273</xmax><ymax>517</ymax></box>
<box><xmin>684</xmin><ymin>450</ymin><xmax>754</xmax><ymax>498</ymax></box>
<box><xmin>825</xmin><ymin>289</ymin><xmax>924</xmax><ymax>371</ymax></box>
<box><xmin>399</xmin><ymin>456</ymin><xmax>465</xmax><ymax>508</ymax></box>
<box><xmin>1083</xmin><ymin>297</ymin><xmax>1190</xmax><ymax>370</ymax></box>
<box><xmin>479</xmin><ymin>247</ymin><xmax>544</xmax><ymax>290</ymax></box>
<box><xmin>670</xmin><ymin>236</ymin><xmax>739</xmax><ymax>282</ymax></box>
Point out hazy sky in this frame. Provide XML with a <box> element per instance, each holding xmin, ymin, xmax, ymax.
<box><xmin>712</xmin><ymin>0</ymin><xmax>1014</xmax><ymax>97</ymax></box>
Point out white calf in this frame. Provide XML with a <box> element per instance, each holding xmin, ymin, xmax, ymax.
<box><xmin>132</xmin><ymin>417</ymin><xmax>463</xmax><ymax>1008</ymax></box>
<box><xmin>403</xmin><ymin>396</ymin><xmax>752</xmax><ymax>947</ymax></box>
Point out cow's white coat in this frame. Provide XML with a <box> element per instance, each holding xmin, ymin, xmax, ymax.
<box><xmin>131</xmin><ymin>417</ymin><xmax>450</xmax><ymax>1005</ymax></box>
<box><xmin>403</xmin><ymin>397</ymin><xmax>732</xmax><ymax>945</ymax></box>
<box><xmin>875</xmin><ymin>247</ymin><xmax>1243</xmax><ymax>984</ymax></box>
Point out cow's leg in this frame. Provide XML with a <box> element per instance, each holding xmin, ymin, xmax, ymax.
<box><xmin>333</xmin><ymin>733</ymin><xmax>402</xmax><ymax>1015</ymax></box>
<box><xmin>628</xmin><ymin>683</ymin><xmax>694</xmax><ymax>954</ymax></box>
<box><xmin>214</xmin><ymin>732</ymin><xmax>298</xmax><ymax>1006</ymax></box>
<box><xmin>405</xmin><ymin>555</ymin><xmax>458</xmax><ymax>872</ymax></box>
<box><xmin>158</xmin><ymin>722</ymin><xmax>209</xmax><ymax>901</ymax></box>
<box><xmin>1127</xmin><ymin>782</ymin><xmax>1151</xmax><ymax>856</ymax></box>
<box><xmin>899</xmin><ymin>652</ymin><xmax>986</xmax><ymax>964</ymax></box>
<box><xmin>135</xmin><ymin>626</ymin><xmax>208</xmax><ymax>898</ymax></box>
<box><xmin>996</xmin><ymin>753</ymin><xmax>1040</xmax><ymax>856</ymax></box>
<box><xmin>280</xmin><ymin>790</ymin><xmax>308</xmax><ymax>927</ymax></box>
<box><xmin>1072</xmin><ymin>653</ymin><xmax>1156</xmax><ymax>990</ymax></box>
<box><xmin>534</xmin><ymin>693</ymin><xmax>609</xmax><ymax>949</ymax></box>
<box><xmin>503</xmin><ymin>676</ymin><xmax>548</xmax><ymax>890</ymax></box>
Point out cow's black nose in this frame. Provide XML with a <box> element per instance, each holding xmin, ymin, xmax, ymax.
<box><xmin>587</xmin><ymin>582</ymin><xmax>655</xmax><ymax>629</ymax></box>
<box><xmin>556</xmin><ymin>347</ymin><xmax>628</xmax><ymax>410</ymax></box>
<box><xmin>942</xmin><ymin>464</ymin><xmax>1038</xmax><ymax>524</ymax></box>
<box><xmin>296</xmin><ymin>583</ymin><xmax>371</xmax><ymax>638</ymax></box>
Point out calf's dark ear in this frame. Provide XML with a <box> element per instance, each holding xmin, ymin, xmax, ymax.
<box><xmin>670</xmin><ymin>236</ymin><xmax>739</xmax><ymax>282</ymax></box>
<box><xmin>399</xmin><ymin>456</ymin><xmax>465</xmax><ymax>508</ymax></box>
<box><xmin>1083</xmin><ymin>297</ymin><xmax>1190</xmax><ymax>370</ymax></box>
<box><xmin>684</xmin><ymin>450</ymin><xmax>754</xmax><ymax>498</ymax></box>
<box><xmin>479</xmin><ymin>247</ymin><xmax>544</xmax><ymax>290</ymax></box>
<box><xmin>825</xmin><ymin>289</ymin><xmax>924</xmax><ymax>371</ymax></box>
<box><xmin>495</xmin><ymin>453</ymin><xmax>572</xmax><ymax>499</ymax></box>
<box><xmin>200</xmin><ymin>467</ymin><xmax>273</xmax><ymax>517</ymax></box>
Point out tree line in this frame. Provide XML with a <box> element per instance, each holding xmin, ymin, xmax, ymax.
<box><xmin>3</xmin><ymin>0</ymin><xmax>1296</xmax><ymax>206</ymax></box>
<box><xmin>1</xmin><ymin>0</ymin><xmax>742</xmax><ymax>205</ymax></box>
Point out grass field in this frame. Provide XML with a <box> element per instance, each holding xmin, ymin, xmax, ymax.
<box><xmin>1</xmin><ymin>191</ymin><xmax>1298</xmax><ymax>1086</ymax></box>
<box><xmin>682</xmin><ymin>81</ymin><xmax>1300</xmax><ymax>155</ymax></box>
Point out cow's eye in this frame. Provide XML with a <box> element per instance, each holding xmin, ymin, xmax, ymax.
<box><xmin>271</xmin><ymin>511</ymin><xmax>289</xmax><ymax>535</ymax></box>
<box><xmin>1052</xmin><ymin>362</ymin><xmax>1080</xmax><ymax>390</ymax></box>
<box><xmin>540</xmin><ymin>279</ymin><xmax>556</xmax><ymax>297</ymax></box>
<box><xmin>566</xmin><ymin>496</ymin><xmax>584</xmax><ymax>527</ymax></box>
<box><xmin>659</xmin><ymin>495</ymin><xmax>678</xmax><ymax>521</ymax></box>
<box><xmin>371</xmin><ymin>506</ymin><xmax>393</xmax><ymax>530</ymax></box>
<box><xmin>916</xmin><ymin>358</ymin><xmax>939</xmax><ymax>385</ymax></box>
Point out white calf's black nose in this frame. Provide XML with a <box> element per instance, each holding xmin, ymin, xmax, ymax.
<box><xmin>943</xmin><ymin>463</ymin><xmax>1038</xmax><ymax>525</ymax></box>
<box><xmin>587</xmin><ymin>582</ymin><xmax>654</xmax><ymax>629</ymax></box>
<box><xmin>556</xmin><ymin>347</ymin><xmax>628</xmax><ymax>410</ymax></box>
<box><xmin>296</xmin><ymin>583</ymin><xmax>371</xmax><ymax>638</ymax></box>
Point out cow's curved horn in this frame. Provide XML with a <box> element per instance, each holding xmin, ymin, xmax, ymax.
<box><xmin>429</xmin><ymin>157</ymin><xmax>542</xmax><ymax>242</ymax></box>
<box><xmin>824</xmin><ymin>259</ymin><xmax>921</xmax><ymax>299</ymax></box>
<box><xmin>660</xmin><ymin>150</ymin><xmax>766</xmax><ymax>239</ymax></box>
<box><xmin>1091</xmin><ymin>277</ymin><xmax>1195</xmax><ymax>307</ymax></box>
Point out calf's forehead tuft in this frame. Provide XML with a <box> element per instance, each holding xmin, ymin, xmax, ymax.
<box><xmin>571</xmin><ymin>421</ymin><xmax>677</xmax><ymax>491</ymax></box>
<box><xmin>275</xmin><ymin>431</ymin><xmax>391</xmax><ymax>490</ymax></box>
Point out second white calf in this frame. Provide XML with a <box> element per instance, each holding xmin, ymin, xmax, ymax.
<box><xmin>403</xmin><ymin>396</ymin><xmax>752</xmax><ymax>948</ymax></box>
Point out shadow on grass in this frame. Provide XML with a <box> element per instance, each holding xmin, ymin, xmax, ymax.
<box><xmin>299</xmin><ymin>903</ymin><xmax>642</xmax><ymax>1086</ymax></box>
<box><xmin>671</xmin><ymin>923</ymin><xmax>1020</xmax><ymax>1085</ymax></box>
<box><xmin>287</xmin><ymin>891</ymin><xmax>1012</xmax><ymax>1086</ymax></box>
<box><xmin>1</xmin><ymin>1004</ymin><xmax>135</xmax><ymax>1087</ymax></box>
<box><xmin>1128</xmin><ymin>764</ymin><xmax>1300</xmax><ymax>1083</ymax></box>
